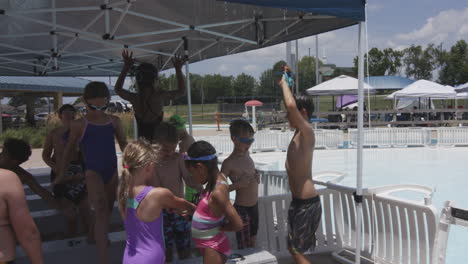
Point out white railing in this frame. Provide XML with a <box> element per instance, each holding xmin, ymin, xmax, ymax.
<box><xmin>436</xmin><ymin>127</ymin><xmax>468</xmax><ymax>146</ymax></box>
<box><xmin>257</xmin><ymin>183</ymin><xmax>442</xmax><ymax>264</ymax></box>
<box><xmin>349</xmin><ymin>128</ymin><xmax>432</xmax><ymax>148</ymax></box>
<box><xmin>196</xmin><ymin>129</ymin><xmax>344</xmax><ymax>154</ymax></box>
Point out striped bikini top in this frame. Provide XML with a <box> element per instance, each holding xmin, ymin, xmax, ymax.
<box><xmin>191</xmin><ymin>179</ymin><xmax>228</xmax><ymax>240</ymax></box>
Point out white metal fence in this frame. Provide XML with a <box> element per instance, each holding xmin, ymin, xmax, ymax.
<box><xmin>256</xmin><ymin>183</ymin><xmax>442</xmax><ymax>264</ymax></box>
<box><xmin>196</xmin><ymin>129</ymin><xmax>345</xmax><ymax>154</ymax></box>
<box><xmin>348</xmin><ymin>128</ymin><xmax>432</xmax><ymax>148</ymax></box>
<box><xmin>436</xmin><ymin>127</ymin><xmax>468</xmax><ymax>146</ymax></box>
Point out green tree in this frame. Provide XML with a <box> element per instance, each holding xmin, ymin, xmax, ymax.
<box><xmin>257</xmin><ymin>68</ymin><xmax>275</xmax><ymax>97</ymax></box>
<box><xmin>298</xmin><ymin>56</ymin><xmax>321</xmax><ymax>92</ymax></box>
<box><xmin>438</xmin><ymin>40</ymin><xmax>468</xmax><ymax>86</ymax></box>
<box><xmin>403</xmin><ymin>44</ymin><xmax>438</xmax><ymax>80</ymax></box>
<box><xmin>202</xmin><ymin>74</ymin><xmax>233</xmax><ymax>103</ymax></box>
<box><xmin>353</xmin><ymin>47</ymin><xmax>404</xmax><ymax>76</ymax></box>
<box><xmin>231</xmin><ymin>73</ymin><xmax>256</xmax><ymax>97</ymax></box>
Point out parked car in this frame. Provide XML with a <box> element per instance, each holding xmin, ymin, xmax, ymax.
<box><xmin>34</xmin><ymin>112</ymin><xmax>50</xmax><ymax>121</ymax></box>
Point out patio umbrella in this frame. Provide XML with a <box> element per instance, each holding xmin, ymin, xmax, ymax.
<box><xmin>245</xmin><ymin>100</ymin><xmax>263</xmax><ymax>130</ymax></box>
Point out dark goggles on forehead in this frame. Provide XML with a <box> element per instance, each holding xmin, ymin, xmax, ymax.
<box><xmin>87</xmin><ymin>103</ymin><xmax>108</xmax><ymax>111</ymax></box>
<box><xmin>235</xmin><ymin>135</ymin><xmax>255</xmax><ymax>144</ymax></box>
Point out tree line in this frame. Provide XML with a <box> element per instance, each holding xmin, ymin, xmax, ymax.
<box><xmin>162</xmin><ymin>40</ymin><xmax>467</xmax><ymax>105</ymax></box>
<box><xmin>8</xmin><ymin>40</ymin><xmax>468</xmax><ymax>107</ymax></box>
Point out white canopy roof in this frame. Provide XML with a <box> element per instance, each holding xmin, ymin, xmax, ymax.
<box><xmin>455</xmin><ymin>83</ymin><xmax>468</xmax><ymax>93</ymax></box>
<box><xmin>306</xmin><ymin>75</ymin><xmax>375</xmax><ymax>95</ymax></box>
<box><xmin>385</xmin><ymin>79</ymin><xmax>457</xmax><ymax>99</ymax></box>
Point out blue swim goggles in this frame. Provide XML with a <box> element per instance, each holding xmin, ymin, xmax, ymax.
<box><xmin>235</xmin><ymin>135</ymin><xmax>255</xmax><ymax>145</ymax></box>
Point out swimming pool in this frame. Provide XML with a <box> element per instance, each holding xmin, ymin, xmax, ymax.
<box><xmin>249</xmin><ymin>147</ymin><xmax>468</xmax><ymax>263</ymax></box>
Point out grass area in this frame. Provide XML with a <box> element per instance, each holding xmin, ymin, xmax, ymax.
<box><xmin>163</xmin><ymin>104</ymin><xmax>219</xmax><ymax>124</ymax></box>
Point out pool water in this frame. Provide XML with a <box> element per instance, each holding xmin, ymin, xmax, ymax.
<box><xmin>250</xmin><ymin>147</ymin><xmax>468</xmax><ymax>263</ymax></box>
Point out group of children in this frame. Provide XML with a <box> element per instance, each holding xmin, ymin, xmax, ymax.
<box><xmin>0</xmin><ymin>62</ymin><xmax>321</xmax><ymax>264</ymax></box>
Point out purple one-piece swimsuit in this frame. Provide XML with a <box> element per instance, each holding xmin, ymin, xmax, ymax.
<box><xmin>123</xmin><ymin>186</ymin><xmax>165</xmax><ymax>264</ymax></box>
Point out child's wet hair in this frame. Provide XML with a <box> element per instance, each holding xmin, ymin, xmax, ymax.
<box><xmin>83</xmin><ymin>81</ymin><xmax>110</xmax><ymax>100</ymax></box>
<box><xmin>185</xmin><ymin>141</ymin><xmax>218</xmax><ymax>193</ymax></box>
<box><xmin>118</xmin><ymin>139</ymin><xmax>160</xmax><ymax>217</ymax></box>
<box><xmin>58</xmin><ymin>104</ymin><xmax>76</xmax><ymax>115</ymax></box>
<box><xmin>153</xmin><ymin>122</ymin><xmax>178</xmax><ymax>144</ymax></box>
<box><xmin>295</xmin><ymin>94</ymin><xmax>315</xmax><ymax>119</ymax></box>
<box><xmin>2</xmin><ymin>138</ymin><xmax>31</xmax><ymax>164</ymax></box>
<box><xmin>229</xmin><ymin>119</ymin><xmax>254</xmax><ymax>137</ymax></box>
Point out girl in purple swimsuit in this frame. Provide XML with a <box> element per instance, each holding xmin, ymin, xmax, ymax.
<box><xmin>118</xmin><ymin>140</ymin><xmax>195</xmax><ymax>264</ymax></box>
<box><xmin>55</xmin><ymin>82</ymin><xmax>128</xmax><ymax>264</ymax></box>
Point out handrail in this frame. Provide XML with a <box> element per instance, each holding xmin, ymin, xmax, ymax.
<box><xmin>369</xmin><ymin>184</ymin><xmax>435</xmax><ymax>206</ymax></box>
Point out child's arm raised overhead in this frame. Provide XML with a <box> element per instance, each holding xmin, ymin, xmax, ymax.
<box><xmin>279</xmin><ymin>76</ymin><xmax>314</xmax><ymax>138</ymax></box>
<box><xmin>55</xmin><ymin>120</ymin><xmax>82</xmax><ymax>184</ymax></box>
<box><xmin>114</xmin><ymin>50</ymin><xmax>136</xmax><ymax>102</ymax></box>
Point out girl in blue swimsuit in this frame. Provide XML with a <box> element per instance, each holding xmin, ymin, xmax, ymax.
<box><xmin>56</xmin><ymin>82</ymin><xmax>127</xmax><ymax>264</ymax></box>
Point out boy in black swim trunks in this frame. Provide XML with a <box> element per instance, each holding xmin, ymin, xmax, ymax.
<box><xmin>221</xmin><ymin>119</ymin><xmax>260</xmax><ymax>249</ymax></box>
<box><xmin>277</xmin><ymin>63</ymin><xmax>322</xmax><ymax>264</ymax></box>
<box><xmin>42</xmin><ymin>104</ymin><xmax>93</xmax><ymax>239</ymax></box>
<box><xmin>152</xmin><ymin>122</ymin><xmax>203</xmax><ymax>262</ymax></box>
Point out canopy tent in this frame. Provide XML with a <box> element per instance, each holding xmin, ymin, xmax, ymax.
<box><xmin>396</xmin><ymin>98</ymin><xmax>434</xmax><ymax>110</ymax></box>
<box><xmin>0</xmin><ymin>76</ymin><xmax>115</xmax><ymax>96</ymax></box>
<box><xmin>0</xmin><ymin>0</ymin><xmax>363</xmax><ymax>76</ymax></box>
<box><xmin>1</xmin><ymin>1</ymin><xmax>370</xmax><ymax>263</ymax></box>
<box><xmin>336</xmin><ymin>95</ymin><xmax>358</xmax><ymax>109</ymax></box>
<box><xmin>306</xmin><ymin>75</ymin><xmax>375</xmax><ymax>95</ymax></box>
<box><xmin>365</xmin><ymin>75</ymin><xmax>415</xmax><ymax>90</ymax></box>
<box><xmin>455</xmin><ymin>82</ymin><xmax>468</xmax><ymax>93</ymax></box>
<box><xmin>386</xmin><ymin>80</ymin><xmax>457</xmax><ymax>99</ymax></box>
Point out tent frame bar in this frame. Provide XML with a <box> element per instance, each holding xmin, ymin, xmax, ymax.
<box><xmin>0</xmin><ymin>3</ymin><xmax>359</xmax><ymax>76</ymax></box>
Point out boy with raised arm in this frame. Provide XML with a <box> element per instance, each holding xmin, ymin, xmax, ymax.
<box><xmin>221</xmin><ymin>119</ymin><xmax>260</xmax><ymax>249</ymax></box>
<box><xmin>152</xmin><ymin>122</ymin><xmax>202</xmax><ymax>262</ymax></box>
<box><xmin>277</xmin><ymin>64</ymin><xmax>322</xmax><ymax>264</ymax></box>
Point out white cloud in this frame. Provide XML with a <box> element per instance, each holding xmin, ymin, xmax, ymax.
<box><xmin>396</xmin><ymin>8</ymin><xmax>468</xmax><ymax>45</ymax></box>
<box><xmin>218</xmin><ymin>64</ymin><xmax>229</xmax><ymax>73</ymax></box>
<box><xmin>367</xmin><ymin>3</ymin><xmax>384</xmax><ymax>12</ymax></box>
<box><xmin>458</xmin><ymin>24</ymin><xmax>468</xmax><ymax>39</ymax></box>
<box><xmin>243</xmin><ymin>64</ymin><xmax>259</xmax><ymax>72</ymax></box>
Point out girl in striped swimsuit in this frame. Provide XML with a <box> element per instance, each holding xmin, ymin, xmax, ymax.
<box><xmin>184</xmin><ymin>141</ymin><xmax>243</xmax><ymax>264</ymax></box>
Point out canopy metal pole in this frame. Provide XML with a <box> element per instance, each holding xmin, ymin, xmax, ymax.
<box><xmin>184</xmin><ymin>37</ymin><xmax>193</xmax><ymax>136</ymax></box>
<box><xmin>315</xmin><ymin>35</ymin><xmax>320</xmax><ymax>113</ymax></box>
<box><xmin>355</xmin><ymin>21</ymin><xmax>365</xmax><ymax>264</ymax></box>
<box><xmin>0</xmin><ymin>97</ymin><xmax>3</xmax><ymax>135</ymax></box>
<box><xmin>295</xmin><ymin>40</ymin><xmax>299</xmax><ymax>95</ymax></box>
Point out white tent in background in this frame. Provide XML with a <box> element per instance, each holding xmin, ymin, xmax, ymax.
<box><xmin>306</xmin><ymin>75</ymin><xmax>375</xmax><ymax>95</ymax></box>
<box><xmin>386</xmin><ymin>80</ymin><xmax>457</xmax><ymax>99</ymax></box>
<box><xmin>455</xmin><ymin>82</ymin><xmax>468</xmax><ymax>93</ymax></box>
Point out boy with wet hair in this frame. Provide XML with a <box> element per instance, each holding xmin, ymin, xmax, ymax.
<box><xmin>277</xmin><ymin>66</ymin><xmax>322</xmax><ymax>264</ymax></box>
<box><xmin>221</xmin><ymin>119</ymin><xmax>260</xmax><ymax>249</ymax></box>
<box><xmin>42</xmin><ymin>104</ymin><xmax>92</xmax><ymax>239</ymax></box>
<box><xmin>167</xmin><ymin>115</ymin><xmax>198</xmax><ymax>204</ymax></box>
<box><xmin>152</xmin><ymin>122</ymin><xmax>202</xmax><ymax>262</ymax></box>
<box><xmin>0</xmin><ymin>138</ymin><xmax>74</xmax><ymax>219</ymax></box>
<box><xmin>168</xmin><ymin>114</ymin><xmax>195</xmax><ymax>153</ymax></box>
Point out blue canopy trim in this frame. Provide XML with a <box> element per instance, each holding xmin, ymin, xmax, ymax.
<box><xmin>220</xmin><ymin>0</ymin><xmax>366</xmax><ymax>21</ymax></box>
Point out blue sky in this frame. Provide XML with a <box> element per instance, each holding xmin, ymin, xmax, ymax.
<box><xmin>80</xmin><ymin>0</ymin><xmax>468</xmax><ymax>103</ymax></box>
<box><xmin>154</xmin><ymin>0</ymin><xmax>468</xmax><ymax>80</ymax></box>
